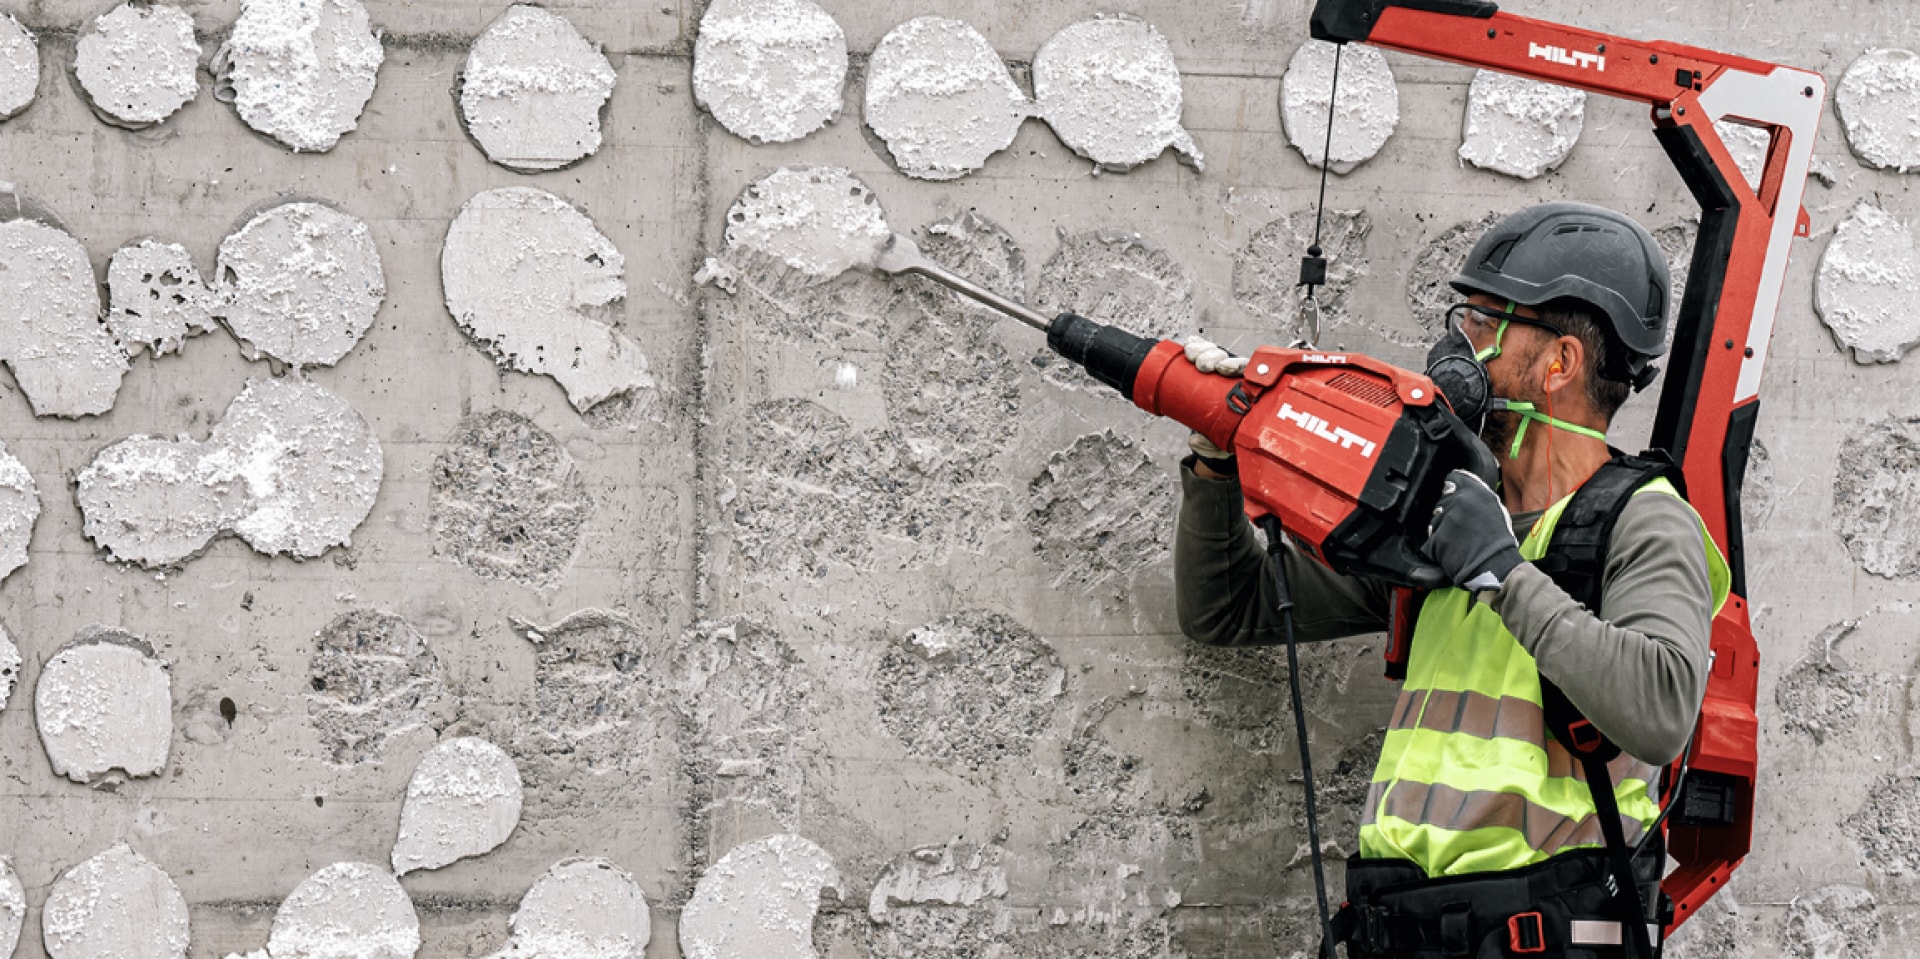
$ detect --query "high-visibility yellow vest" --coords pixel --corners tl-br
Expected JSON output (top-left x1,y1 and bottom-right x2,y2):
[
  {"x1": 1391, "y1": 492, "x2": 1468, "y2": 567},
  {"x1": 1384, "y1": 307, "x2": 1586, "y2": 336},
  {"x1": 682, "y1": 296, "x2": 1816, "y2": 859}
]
[{"x1": 1357, "y1": 477, "x2": 1731, "y2": 877}]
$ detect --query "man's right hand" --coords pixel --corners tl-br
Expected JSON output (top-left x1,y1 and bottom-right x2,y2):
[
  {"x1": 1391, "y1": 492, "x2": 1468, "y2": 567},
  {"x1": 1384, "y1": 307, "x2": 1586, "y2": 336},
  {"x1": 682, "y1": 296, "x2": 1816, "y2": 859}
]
[{"x1": 1183, "y1": 336, "x2": 1248, "y2": 376}]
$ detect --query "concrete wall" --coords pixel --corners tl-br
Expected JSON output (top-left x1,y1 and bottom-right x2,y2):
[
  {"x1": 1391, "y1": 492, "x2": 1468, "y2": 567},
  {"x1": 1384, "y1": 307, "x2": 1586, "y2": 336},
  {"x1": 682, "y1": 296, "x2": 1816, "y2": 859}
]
[{"x1": 0, "y1": 0, "x2": 1910, "y2": 955}]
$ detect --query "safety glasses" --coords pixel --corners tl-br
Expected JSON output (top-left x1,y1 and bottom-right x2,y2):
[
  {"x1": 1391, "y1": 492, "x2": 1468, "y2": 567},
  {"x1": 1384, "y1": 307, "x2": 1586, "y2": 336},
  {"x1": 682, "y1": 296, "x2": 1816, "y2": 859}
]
[{"x1": 1444, "y1": 302, "x2": 1565, "y2": 362}]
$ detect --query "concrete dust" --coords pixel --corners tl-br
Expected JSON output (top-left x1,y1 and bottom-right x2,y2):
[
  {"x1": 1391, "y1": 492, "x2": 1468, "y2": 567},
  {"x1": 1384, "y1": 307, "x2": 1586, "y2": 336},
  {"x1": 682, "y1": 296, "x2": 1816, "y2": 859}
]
[
  {"x1": 107, "y1": 240, "x2": 220, "y2": 358},
  {"x1": 502, "y1": 609, "x2": 676, "y2": 819},
  {"x1": 1031, "y1": 230, "x2": 1197, "y2": 390},
  {"x1": 874, "y1": 610, "x2": 1065, "y2": 771},
  {"x1": 1282, "y1": 40, "x2": 1397, "y2": 174},
  {"x1": 1814, "y1": 201, "x2": 1920, "y2": 363},
  {"x1": 0, "y1": 439, "x2": 35, "y2": 583},
  {"x1": 1458, "y1": 71, "x2": 1585, "y2": 180},
  {"x1": 74, "y1": 3, "x2": 200, "y2": 128},
  {"x1": 34, "y1": 630, "x2": 172, "y2": 784},
  {"x1": 241, "y1": 862, "x2": 420, "y2": 959},
  {"x1": 680, "y1": 833, "x2": 842, "y2": 959},
  {"x1": 392, "y1": 736, "x2": 524, "y2": 876},
  {"x1": 306, "y1": 608, "x2": 450, "y2": 766},
  {"x1": 1027, "y1": 431, "x2": 1175, "y2": 593},
  {"x1": 0, "y1": 14, "x2": 34, "y2": 120},
  {"x1": 1842, "y1": 772, "x2": 1920, "y2": 875},
  {"x1": 442, "y1": 186, "x2": 656, "y2": 414},
  {"x1": 1032, "y1": 17, "x2": 1203, "y2": 172},
  {"x1": 216, "y1": 201, "x2": 384, "y2": 367},
  {"x1": 1835, "y1": 49, "x2": 1920, "y2": 172},
  {"x1": 866, "y1": 17, "x2": 1029, "y2": 181},
  {"x1": 430, "y1": 410, "x2": 593, "y2": 590},
  {"x1": 0, "y1": 857, "x2": 18, "y2": 959},
  {"x1": 693, "y1": 0, "x2": 847, "y2": 145},
  {"x1": 1232, "y1": 207, "x2": 1370, "y2": 341},
  {"x1": 43, "y1": 843, "x2": 190, "y2": 959},
  {"x1": 215, "y1": 0, "x2": 383, "y2": 152},
  {"x1": 1404, "y1": 213, "x2": 1503, "y2": 342},
  {"x1": 0, "y1": 218, "x2": 129, "y2": 417},
  {"x1": 0, "y1": 626, "x2": 16, "y2": 712},
  {"x1": 1781, "y1": 884, "x2": 1880, "y2": 959},
  {"x1": 460, "y1": 5, "x2": 617, "y2": 172},
  {"x1": 720, "y1": 166, "x2": 890, "y2": 280},
  {"x1": 1832, "y1": 416, "x2": 1920, "y2": 578},
  {"x1": 485, "y1": 858, "x2": 652, "y2": 959}
]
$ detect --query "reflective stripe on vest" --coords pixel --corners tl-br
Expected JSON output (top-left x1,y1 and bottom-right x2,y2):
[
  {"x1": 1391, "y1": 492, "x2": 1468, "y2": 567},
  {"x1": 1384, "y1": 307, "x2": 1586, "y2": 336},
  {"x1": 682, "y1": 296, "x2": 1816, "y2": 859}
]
[{"x1": 1358, "y1": 476, "x2": 1732, "y2": 877}]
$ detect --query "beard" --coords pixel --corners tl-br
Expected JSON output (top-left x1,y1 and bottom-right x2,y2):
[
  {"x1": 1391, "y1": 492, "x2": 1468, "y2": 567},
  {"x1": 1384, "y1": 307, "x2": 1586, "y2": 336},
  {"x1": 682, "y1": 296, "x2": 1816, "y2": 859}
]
[{"x1": 1476, "y1": 361, "x2": 1547, "y2": 457}]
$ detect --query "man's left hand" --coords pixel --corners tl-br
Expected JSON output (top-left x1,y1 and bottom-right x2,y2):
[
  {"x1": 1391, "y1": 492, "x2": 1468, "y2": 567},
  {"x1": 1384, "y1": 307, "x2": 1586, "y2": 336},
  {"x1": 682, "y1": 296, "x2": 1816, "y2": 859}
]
[{"x1": 1422, "y1": 470, "x2": 1523, "y2": 593}]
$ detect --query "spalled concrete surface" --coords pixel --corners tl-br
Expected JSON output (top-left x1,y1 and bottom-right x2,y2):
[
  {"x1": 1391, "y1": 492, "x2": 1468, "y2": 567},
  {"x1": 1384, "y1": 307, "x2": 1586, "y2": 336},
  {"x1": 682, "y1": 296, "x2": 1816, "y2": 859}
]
[
  {"x1": 459, "y1": 5, "x2": 616, "y2": 172},
  {"x1": 73, "y1": 3, "x2": 199, "y2": 128},
  {"x1": 0, "y1": 0, "x2": 1908, "y2": 956},
  {"x1": 106, "y1": 240, "x2": 219, "y2": 358},
  {"x1": 215, "y1": 201, "x2": 385, "y2": 367},
  {"x1": 0, "y1": 858, "x2": 19, "y2": 958},
  {"x1": 1458, "y1": 71, "x2": 1585, "y2": 180},
  {"x1": 865, "y1": 17, "x2": 1028, "y2": 181},
  {"x1": 1282, "y1": 40, "x2": 1398, "y2": 174},
  {"x1": 1836, "y1": 49, "x2": 1920, "y2": 172},
  {"x1": 247, "y1": 862, "x2": 420, "y2": 959},
  {"x1": 1032, "y1": 17, "x2": 1202, "y2": 172},
  {"x1": 0, "y1": 218, "x2": 128, "y2": 417},
  {"x1": 215, "y1": 0, "x2": 383, "y2": 152},
  {"x1": 391, "y1": 737, "x2": 523, "y2": 876},
  {"x1": 486, "y1": 858, "x2": 651, "y2": 959},
  {"x1": 719, "y1": 165, "x2": 890, "y2": 278},
  {"x1": 0, "y1": 440, "x2": 36, "y2": 583},
  {"x1": 1814, "y1": 201, "x2": 1920, "y2": 362},
  {"x1": 442, "y1": 186, "x2": 655, "y2": 413},
  {"x1": 693, "y1": 0, "x2": 846, "y2": 144},
  {"x1": 0, "y1": 14, "x2": 35, "y2": 120},
  {"x1": 42, "y1": 844, "x2": 189, "y2": 959},
  {"x1": 680, "y1": 834, "x2": 840, "y2": 959},
  {"x1": 33, "y1": 631, "x2": 171, "y2": 784},
  {"x1": 0, "y1": 628, "x2": 17, "y2": 712}
]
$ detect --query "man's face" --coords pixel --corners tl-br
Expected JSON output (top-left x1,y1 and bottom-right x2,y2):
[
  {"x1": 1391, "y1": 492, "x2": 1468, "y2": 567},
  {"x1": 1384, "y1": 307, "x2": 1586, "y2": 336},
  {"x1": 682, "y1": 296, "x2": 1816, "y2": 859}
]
[{"x1": 1456, "y1": 294, "x2": 1555, "y2": 454}]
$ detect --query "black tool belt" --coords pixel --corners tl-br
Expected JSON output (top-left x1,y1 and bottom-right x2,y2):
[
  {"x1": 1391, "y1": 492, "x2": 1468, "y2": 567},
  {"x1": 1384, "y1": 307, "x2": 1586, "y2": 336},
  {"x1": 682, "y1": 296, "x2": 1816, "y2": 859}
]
[{"x1": 1332, "y1": 850, "x2": 1653, "y2": 959}]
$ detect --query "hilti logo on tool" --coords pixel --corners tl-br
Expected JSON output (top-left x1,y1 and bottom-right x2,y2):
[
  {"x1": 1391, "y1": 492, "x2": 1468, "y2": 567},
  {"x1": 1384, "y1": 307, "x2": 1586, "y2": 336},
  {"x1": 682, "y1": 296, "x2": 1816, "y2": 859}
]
[
  {"x1": 1276, "y1": 402, "x2": 1377, "y2": 458},
  {"x1": 1529, "y1": 43, "x2": 1606, "y2": 71},
  {"x1": 1302, "y1": 353, "x2": 1348, "y2": 364}
]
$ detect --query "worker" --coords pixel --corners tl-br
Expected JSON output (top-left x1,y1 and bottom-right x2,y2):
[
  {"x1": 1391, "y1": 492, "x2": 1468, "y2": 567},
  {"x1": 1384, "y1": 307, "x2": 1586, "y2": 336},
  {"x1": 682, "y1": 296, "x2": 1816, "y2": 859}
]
[{"x1": 1175, "y1": 202, "x2": 1730, "y2": 958}]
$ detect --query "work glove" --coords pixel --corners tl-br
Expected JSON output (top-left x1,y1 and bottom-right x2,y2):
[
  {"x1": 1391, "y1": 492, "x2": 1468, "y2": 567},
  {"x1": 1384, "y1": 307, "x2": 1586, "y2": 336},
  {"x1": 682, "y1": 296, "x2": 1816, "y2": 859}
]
[
  {"x1": 1421, "y1": 469, "x2": 1523, "y2": 594},
  {"x1": 1183, "y1": 336, "x2": 1248, "y2": 376}
]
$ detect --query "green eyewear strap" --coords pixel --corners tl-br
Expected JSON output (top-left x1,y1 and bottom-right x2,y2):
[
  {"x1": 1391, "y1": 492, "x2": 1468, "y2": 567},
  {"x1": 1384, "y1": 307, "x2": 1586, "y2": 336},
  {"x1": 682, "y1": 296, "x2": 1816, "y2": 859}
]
[{"x1": 1465, "y1": 304, "x2": 1607, "y2": 458}]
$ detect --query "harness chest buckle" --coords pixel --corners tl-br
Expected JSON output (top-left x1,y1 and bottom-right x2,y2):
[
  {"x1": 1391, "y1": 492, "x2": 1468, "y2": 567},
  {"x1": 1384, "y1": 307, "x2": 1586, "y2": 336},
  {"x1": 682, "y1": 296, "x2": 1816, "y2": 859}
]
[
  {"x1": 1507, "y1": 911, "x2": 1546, "y2": 954},
  {"x1": 1564, "y1": 717, "x2": 1604, "y2": 754}
]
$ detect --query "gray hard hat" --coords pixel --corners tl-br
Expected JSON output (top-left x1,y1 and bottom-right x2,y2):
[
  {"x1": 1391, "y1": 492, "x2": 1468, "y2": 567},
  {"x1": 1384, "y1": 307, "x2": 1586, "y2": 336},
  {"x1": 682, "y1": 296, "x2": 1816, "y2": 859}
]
[{"x1": 1449, "y1": 202, "x2": 1669, "y2": 384}]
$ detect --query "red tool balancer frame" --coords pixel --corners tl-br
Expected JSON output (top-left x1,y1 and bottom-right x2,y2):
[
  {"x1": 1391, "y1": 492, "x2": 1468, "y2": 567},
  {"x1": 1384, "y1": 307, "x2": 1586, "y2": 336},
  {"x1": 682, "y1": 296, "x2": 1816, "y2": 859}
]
[{"x1": 1310, "y1": 0, "x2": 1825, "y2": 935}]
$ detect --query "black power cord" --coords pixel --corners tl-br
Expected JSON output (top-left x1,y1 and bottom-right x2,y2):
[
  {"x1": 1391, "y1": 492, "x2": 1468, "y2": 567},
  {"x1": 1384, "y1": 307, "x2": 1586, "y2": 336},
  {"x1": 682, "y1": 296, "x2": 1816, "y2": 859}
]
[{"x1": 1261, "y1": 516, "x2": 1335, "y2": 959}]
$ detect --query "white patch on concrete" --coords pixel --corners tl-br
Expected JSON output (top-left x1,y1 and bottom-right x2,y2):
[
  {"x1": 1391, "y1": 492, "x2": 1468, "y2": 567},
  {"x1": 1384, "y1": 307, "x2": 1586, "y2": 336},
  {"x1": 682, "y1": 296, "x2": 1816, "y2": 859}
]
[
  {"x1": 75, "y1": 4, "x2": 201, "y2": 127},
  {"x1": 77, "y1": 377, "x2": 382, "y2": 565},
  {"x1": 0, "y1": 626, "x2": 18, "y2": 712},
  {"x1": 261, "y1": 863, "x2": 420, "y2": 959},
  {"x1": 0, "y1": 14, "x2": 37, "y2": 120},
  {"x1": 215, "y1": 202, "x2": 384, "y2": 367},
  {"x1": 680, "y1": 834, "x2": 841, "y2": 959},
  {"x1": 0, "y1": 441, "x2": 35, "y2": 583},
  {"x1": 1457, "y1": 70, "x2": 1584, "y2": 179},
  {"x1": 693, "y1": 0, "x2": 846, "y2": 144},
  {"x1": 1836, "y1": 49, "x2": 1920, "y2": 173},
  {"x1": 0, "y1": 219, "x2": 129, "y2": 418},
  {"x1": 720, "y1": 166, "x2": 890, "y2": 279},
  {"x1": 392, "y1": 737, "x2": 523, "y2": 876},
  {"x1": 1714, "y1": 118, "x2": 1770, "y2": 192},
  {"x1": 1815, "y1": 201, "x2": 1920, "y2": 363},
  {"x1": 34, "y1": 634, "x2": 171, "y2": 784},
  {"x1": 868, "y1": 840, "x2": 1009, "y2": 923},
  {"x1": 442, "y1": 187, "x2": 655, "y2": 413},
  {"x1": 0, "y1": 856, "x2": 20, "y2": 959},
  {"x1": 460, "y1": 5, "x2": 616, "y2": 172},
  {"x1": 205, "y1": 377, "x2": 385, "y2": 557},
  {"x1": 107, "y1": 240, "x2": 219, "y2": 358},
  {"x1": 865, "y1": 17, "x2": 1029, "y2": 180},
  {"x1": 485, "y1": 858, "x2": 651, "y2": 959},
  {"x1": 43, "y1": 844, "x2": 189, "y2": 959},
  {"x1": 216, "y1": 0, "x2": 384, "y2": 152},
  {"x1": 1281, "y1": 39, "x2": 1398, "y2": 174},
  {"x1": 1031, "y1": 17, "x2": 1202, "y2": 171}
]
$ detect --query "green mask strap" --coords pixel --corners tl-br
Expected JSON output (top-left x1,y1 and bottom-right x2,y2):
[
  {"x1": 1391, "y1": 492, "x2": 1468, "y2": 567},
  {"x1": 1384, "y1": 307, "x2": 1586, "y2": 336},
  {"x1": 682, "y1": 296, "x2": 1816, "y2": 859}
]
[
  {"x1": 1499, "y1": 401, "x2": 1608, "y2": 459},
  {"x1": 1469, "y1": 303, "x2": 1518, "y2": 363}
]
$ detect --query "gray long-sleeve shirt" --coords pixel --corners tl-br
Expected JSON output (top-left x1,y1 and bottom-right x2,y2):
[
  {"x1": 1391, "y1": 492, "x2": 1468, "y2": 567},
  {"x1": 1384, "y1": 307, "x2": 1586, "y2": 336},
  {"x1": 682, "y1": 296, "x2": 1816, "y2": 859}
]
[{"x1": 1173, "y1": 459, "x2": 1716, "y2": 765}]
